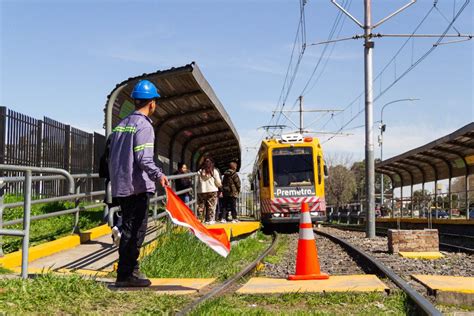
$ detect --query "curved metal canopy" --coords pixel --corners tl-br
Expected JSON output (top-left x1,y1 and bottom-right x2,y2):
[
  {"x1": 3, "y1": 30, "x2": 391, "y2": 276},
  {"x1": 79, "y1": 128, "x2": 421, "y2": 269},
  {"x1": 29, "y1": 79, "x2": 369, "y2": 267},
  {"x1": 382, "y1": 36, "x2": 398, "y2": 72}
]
[
  {"x1": 376, "y1": 122, "x2": 474, "y2": 188},
  {"x1": 104, "y1": 62, "x2": 241, "y2": 173}
]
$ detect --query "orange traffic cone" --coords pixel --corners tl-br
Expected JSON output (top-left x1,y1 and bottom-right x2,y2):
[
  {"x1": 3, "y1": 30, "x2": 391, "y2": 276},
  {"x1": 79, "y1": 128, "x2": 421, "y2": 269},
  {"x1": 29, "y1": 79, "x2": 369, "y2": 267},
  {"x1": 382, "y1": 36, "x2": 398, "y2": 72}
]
[{"x1": 288, "y1": 202, "x2": 329, "y2": 280}]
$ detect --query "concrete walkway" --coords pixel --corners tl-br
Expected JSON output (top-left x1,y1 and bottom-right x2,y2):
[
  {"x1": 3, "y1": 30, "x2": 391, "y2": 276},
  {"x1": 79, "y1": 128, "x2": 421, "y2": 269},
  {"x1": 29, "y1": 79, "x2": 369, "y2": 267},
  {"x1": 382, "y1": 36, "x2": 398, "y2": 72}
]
[{"x1": 26, "y1": 220, "x2": 165, "y2": 273}]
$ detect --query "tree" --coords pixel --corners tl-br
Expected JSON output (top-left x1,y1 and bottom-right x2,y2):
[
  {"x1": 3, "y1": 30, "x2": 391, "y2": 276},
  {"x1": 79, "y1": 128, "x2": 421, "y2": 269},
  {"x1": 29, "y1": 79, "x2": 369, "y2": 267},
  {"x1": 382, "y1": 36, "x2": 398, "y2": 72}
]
[
  {"x1": 350, "y1": 159, "x2": 392, "y2": 202},
  {"x1": 325, "y1": 164, "x2": 356, "y2": 209}
]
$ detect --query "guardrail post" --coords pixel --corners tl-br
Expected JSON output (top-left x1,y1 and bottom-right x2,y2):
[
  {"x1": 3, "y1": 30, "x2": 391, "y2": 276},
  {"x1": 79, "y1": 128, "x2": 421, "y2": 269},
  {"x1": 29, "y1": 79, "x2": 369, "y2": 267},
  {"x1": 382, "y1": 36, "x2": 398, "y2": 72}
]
[
  {"x1": 193, "y1": 174, "x2": 198, "y2": 216},
  {"x1": 21, "y1": 170, "x2": 32, "y2": 279},
  {"x1": 153, "y1": 191, "x2": 158, "y2": 219},
  {"x1": 72, "y1": 179, "x2": 82, "y2": 234}
]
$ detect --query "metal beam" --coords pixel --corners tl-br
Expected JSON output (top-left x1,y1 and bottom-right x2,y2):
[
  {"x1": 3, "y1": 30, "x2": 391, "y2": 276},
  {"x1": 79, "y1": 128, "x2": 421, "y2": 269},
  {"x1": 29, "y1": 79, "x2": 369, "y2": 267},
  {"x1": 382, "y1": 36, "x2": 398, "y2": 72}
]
[
  {"x1": 158, "y1": 90, "x2": 202, "y2": 104},
  {"x1": 181, "y1": 129, "x2": 234, "y2": 164},
  {"x1": 168, "y1": 119, "x2": 223, "y2": 173}
]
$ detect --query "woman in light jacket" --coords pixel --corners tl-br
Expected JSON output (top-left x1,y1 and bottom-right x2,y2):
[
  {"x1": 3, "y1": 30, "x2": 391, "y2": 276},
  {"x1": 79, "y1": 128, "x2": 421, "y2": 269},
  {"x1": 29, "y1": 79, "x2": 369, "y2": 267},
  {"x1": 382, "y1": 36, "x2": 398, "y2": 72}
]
[{"x1": 196, "y1": 157, "x2": 222, "y2": 224}]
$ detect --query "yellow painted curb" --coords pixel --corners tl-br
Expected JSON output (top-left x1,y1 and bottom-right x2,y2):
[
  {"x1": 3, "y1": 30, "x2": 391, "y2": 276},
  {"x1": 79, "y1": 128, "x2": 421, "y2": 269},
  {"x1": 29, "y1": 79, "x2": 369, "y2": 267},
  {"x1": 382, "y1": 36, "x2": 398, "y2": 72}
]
[
  {"x1": 80, "y1": 224, "x2": 112, "y2": 243},
  {"x1": 412, "y1": 275, "x2": 474, "y2": 294},
  {"x1": 0, "y1": 224, "x2": 112, "y2": 269},
  {"x1": 399, "y1": 252, "x2": 444, "y2": 260}
]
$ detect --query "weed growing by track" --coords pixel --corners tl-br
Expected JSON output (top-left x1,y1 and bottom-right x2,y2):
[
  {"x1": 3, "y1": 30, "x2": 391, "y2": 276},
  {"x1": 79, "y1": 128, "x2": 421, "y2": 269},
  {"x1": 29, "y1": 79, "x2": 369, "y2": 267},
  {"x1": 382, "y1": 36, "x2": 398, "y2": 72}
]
[
  {"x1": 192, "y1": 291, "x2": 412, "y2": 315},
  {"x1": 140, "y1": 229, "x2": 271, "y2": 280},
  {"x1": 0, "y1": 273, "x2": 189, "y2": 314},
  {"x1": 2, "y1": 195, "x2": 103, "y2": 254}
]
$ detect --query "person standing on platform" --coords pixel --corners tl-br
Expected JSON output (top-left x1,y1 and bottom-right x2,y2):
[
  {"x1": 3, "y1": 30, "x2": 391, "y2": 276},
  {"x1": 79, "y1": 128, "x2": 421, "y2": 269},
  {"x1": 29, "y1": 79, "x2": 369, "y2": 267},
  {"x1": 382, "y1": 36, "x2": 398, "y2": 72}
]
[
  {"x1": 174, "y1": 162, "x2": 192, "y2": 204},
  {"x1": 196, "y1": 157, "x2": 221, "y2": 224},
  {"x1": 221, "y1": 161, "x2": 241, "y2": 223},
  {"x1": 109, "y1": 79, "x2": 169, "y2": 287}
]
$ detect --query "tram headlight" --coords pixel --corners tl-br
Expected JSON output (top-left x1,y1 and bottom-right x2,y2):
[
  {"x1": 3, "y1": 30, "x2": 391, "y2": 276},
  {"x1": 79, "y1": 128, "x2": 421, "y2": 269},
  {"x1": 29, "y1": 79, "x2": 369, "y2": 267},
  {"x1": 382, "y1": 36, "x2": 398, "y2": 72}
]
[
  {"x1": 273, "y1": 213, "x2": 281, "y2": 218},
  {"x1": 310, "y1": 212, "x2": 318, "y2": 216}
]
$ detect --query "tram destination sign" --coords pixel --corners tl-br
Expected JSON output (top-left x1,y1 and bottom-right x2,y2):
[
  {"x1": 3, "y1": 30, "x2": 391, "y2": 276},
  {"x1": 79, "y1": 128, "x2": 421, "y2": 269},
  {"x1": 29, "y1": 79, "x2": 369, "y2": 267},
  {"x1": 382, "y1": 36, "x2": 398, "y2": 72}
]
[{"x1": 275, "y1": 186, "x2": 315, "y2": 197}]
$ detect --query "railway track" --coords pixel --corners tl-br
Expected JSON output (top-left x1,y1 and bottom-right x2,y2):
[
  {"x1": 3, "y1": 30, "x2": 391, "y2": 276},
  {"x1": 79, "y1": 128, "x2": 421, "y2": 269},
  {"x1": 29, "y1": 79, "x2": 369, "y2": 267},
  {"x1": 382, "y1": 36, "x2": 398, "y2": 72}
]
[
  {"x1": 314, "y1": 228, "x2": 442, "y2": 316},
  {"x1": 323, "y1": 223, "x2": 474, "y2": 254},
  {"x1": 179, "y1": 226, "x2": 447, "y2": 315},
  {"x1": 176, "y1": 232, "x2": 279, "y2": 315}
]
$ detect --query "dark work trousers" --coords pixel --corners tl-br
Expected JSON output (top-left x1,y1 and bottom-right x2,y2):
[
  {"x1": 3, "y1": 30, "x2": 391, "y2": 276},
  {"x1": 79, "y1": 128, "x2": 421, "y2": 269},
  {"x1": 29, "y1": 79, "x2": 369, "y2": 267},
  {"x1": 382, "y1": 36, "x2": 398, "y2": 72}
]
[
  {"x1": 223, "y1": 196, "x2": 237, "y2": 220},
  {"x1": 116, "y1": 192, "x2": 150, "y2": 279}
]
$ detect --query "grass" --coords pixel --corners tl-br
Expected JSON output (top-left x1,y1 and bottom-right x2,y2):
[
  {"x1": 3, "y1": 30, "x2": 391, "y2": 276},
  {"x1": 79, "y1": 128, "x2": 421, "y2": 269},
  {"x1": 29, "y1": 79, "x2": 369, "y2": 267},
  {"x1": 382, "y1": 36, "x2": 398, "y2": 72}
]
[
  {"x1": 2, "y1": 195, "x2": 104, "y2": 254},
  {"x1": 264, "y1": 233, "x2": 290, "y2": 265},
  {"x1": 0, "y1": 273, "x2": 189, "y2": 314},
  {"x1": 140, "y1": 228, "x2": 272, "y2": 280},
  {"x1": 192, "y1": 291, "x2": 413, "y2": 315}
]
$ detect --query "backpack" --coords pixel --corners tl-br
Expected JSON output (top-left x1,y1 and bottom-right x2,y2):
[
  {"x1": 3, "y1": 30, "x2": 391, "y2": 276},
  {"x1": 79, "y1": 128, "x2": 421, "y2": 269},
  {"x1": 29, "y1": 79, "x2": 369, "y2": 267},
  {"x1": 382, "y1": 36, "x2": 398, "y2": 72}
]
[{"x1": 98, "y1": 136, "x2": 112, "y2": 179}]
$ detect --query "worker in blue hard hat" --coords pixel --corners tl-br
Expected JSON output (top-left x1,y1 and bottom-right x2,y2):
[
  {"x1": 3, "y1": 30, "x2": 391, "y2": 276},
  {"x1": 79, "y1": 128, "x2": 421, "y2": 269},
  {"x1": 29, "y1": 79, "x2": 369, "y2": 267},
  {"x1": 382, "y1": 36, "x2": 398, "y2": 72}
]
[{"x1": 108, "y1": 79, "x2": 169, "y2": 287}]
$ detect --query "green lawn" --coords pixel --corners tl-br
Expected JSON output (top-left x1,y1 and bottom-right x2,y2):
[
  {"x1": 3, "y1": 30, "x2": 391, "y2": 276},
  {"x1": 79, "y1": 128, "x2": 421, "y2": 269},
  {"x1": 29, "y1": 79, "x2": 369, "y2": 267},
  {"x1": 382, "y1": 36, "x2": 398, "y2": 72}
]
[
  {"x1": 192, "y1": 291, "x2": 412, "y2": 315},
  {"x1": 140, "y1": 229, "x2": 272, "y2": 280},
  {"x1": 0, "y1": 273, "x2": 189, "y2": 314},
  {"x1": 2, "y1": 195, "x2": 104, "y2": 254}
]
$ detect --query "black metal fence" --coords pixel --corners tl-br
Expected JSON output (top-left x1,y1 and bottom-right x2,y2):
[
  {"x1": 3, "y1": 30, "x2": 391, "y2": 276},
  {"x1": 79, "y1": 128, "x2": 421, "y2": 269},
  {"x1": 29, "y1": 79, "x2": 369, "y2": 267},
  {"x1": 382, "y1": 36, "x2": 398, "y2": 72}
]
[{"x1": 0, "y1": 106, "x2": 106, "y2": 197}]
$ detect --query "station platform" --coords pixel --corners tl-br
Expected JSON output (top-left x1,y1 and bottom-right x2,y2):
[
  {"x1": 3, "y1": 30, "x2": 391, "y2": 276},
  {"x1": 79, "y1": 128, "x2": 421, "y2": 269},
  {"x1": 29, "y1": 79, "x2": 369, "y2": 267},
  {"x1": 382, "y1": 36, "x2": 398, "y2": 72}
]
[
  {"x1": 377, "y1": 218, "x2": 474, "y2": 225},
  {"x1": 237, "y1": 275, "x2": 388, "y2": 294},
  {"x1": 412, "y1": 275, "x2": 474, "y2": 305},
  {"x1": 205, "y1": 221, "x2": 260, "y2": 240},
  {"x1": 1, "y1": 219, "x2": 260, "y2": 275}
]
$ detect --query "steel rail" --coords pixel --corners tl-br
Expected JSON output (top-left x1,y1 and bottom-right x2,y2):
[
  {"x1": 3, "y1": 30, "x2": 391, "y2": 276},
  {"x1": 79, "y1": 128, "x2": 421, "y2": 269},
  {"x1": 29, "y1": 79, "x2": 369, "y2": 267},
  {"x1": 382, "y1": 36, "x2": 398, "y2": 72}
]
[
  {"x1": 439, "y1": 242, "x2": 474, "y2": 254},
  {"x1": 314, "y1": 229, "x2": 441, "y2": 316},
  {"x1": 176, "y1": 232, "x2": 279, "y2": 316}
]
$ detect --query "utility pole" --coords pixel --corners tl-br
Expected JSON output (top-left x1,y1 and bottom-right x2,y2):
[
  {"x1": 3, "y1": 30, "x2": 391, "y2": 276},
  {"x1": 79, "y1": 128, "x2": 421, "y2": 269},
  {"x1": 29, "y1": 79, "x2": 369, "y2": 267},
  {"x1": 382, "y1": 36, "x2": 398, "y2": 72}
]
[
  {"x1": 310, "y1": 1, "x2": 471, "y2": 238},
  {"x1": 274, "y1": 96, "x2": 342, "y2": 135},
  {"x1": 363, "y1": 0, "x2": 376, "y2": 239}
]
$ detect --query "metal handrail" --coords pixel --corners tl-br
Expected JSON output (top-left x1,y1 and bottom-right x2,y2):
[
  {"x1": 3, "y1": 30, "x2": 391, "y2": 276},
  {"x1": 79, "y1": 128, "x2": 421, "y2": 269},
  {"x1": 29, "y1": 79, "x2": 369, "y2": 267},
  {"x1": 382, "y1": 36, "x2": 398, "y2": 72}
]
[
  {"x1": 0, "y1": 168, "x2": 200, "y2": 279},
  {"x1": 0, "y1": 173, "x2": 99, "y2": 183},
  {"x1": 0, "y1": 164, "x2": 75, "y2": 194},
  {"x1": 0, "y1": 164, "x2": 75, "y2": 279}
]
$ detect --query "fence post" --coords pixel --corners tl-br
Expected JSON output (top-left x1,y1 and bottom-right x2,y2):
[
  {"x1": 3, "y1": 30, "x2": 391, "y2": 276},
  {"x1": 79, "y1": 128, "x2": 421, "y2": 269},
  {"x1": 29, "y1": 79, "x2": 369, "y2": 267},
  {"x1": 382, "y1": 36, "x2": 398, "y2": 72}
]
[
  {"x1": 36, "y1": 120, "x2": 43, "y2": 196},
  {"x1": 0, "y1": 107, "x2": 6, "y2": 257},
  {"x1": 21, "y1": 170, "x2": 32, "y2": 279},
  {"x1": 63, "y1": 125, "x2": 71, "y2": 195},
  {"x1": 87, "y1": 133, "x2": 94, "y2": 197}
]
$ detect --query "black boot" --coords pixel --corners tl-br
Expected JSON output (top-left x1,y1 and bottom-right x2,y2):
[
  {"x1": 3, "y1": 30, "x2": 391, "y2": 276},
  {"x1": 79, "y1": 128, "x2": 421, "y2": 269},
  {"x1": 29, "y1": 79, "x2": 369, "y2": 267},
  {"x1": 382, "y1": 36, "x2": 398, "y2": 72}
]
[{"x1": 115, "y1": 275, "x2": 151, "y2": 287}]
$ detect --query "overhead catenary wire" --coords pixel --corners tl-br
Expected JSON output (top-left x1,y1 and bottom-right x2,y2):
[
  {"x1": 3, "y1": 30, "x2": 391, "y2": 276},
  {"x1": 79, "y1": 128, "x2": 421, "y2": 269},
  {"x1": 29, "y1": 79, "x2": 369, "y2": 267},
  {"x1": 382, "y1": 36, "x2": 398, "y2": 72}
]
[
  {"x1": 321, "y1": 0, "x2": 471, "y2": 143},
  {"x1": 277, "y1": 0, "x2": 351, "y2": 132},
  {"x1": 322, "y1": 0, "x2": 471, "y2": 144}
]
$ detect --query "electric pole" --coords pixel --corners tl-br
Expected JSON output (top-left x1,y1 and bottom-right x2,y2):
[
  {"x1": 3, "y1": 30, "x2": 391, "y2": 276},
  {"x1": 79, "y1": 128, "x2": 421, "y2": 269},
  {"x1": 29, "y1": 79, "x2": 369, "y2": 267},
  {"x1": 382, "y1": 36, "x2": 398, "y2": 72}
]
[{"x1": 320, "y1": 0, "x2": 472, "y2": 238}]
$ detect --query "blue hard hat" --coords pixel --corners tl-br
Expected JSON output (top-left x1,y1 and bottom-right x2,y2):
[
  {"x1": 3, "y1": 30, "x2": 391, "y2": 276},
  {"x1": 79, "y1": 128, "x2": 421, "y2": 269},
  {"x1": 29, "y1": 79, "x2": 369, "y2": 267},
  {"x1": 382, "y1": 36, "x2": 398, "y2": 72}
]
[{"x1": 131, "y1": 80, "x2": 160, "y2": 100}]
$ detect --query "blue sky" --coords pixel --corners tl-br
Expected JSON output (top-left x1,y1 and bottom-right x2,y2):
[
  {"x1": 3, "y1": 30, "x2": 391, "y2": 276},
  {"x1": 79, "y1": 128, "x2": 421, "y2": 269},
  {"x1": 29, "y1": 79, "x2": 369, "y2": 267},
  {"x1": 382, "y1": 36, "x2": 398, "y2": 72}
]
[{"x1": 1, "y1": 0, "x2": 472, "y2": 179}]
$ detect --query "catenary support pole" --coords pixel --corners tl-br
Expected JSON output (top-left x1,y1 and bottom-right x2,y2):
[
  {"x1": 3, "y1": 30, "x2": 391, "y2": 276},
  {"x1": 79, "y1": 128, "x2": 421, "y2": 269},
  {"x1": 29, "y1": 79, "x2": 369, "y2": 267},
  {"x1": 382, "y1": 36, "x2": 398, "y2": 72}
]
[{"x1": 364, "y1": 0, "x2": 376, "y2": 238}]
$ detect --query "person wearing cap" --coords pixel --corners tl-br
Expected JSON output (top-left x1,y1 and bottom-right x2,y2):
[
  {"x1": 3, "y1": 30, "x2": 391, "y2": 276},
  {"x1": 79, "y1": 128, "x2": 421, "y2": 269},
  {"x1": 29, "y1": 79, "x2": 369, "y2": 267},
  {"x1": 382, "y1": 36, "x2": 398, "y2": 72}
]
[{"x1": 108, "y1": 80, "x2": 169, "y2": 287}]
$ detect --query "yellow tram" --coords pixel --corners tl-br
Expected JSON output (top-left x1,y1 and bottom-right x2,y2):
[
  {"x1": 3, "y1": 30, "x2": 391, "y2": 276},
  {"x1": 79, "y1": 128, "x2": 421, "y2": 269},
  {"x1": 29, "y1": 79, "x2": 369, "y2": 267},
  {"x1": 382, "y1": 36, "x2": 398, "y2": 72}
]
[{"x1": 252, "y1": 133, "x2": 327, "y2": 224}]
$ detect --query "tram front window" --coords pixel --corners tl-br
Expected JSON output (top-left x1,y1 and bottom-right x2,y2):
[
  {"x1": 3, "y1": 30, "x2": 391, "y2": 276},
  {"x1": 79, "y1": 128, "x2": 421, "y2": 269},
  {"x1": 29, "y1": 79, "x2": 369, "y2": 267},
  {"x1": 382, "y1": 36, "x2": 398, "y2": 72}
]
[{"x1": 272, "y1": 147, "x2": 315, "y2": 188}]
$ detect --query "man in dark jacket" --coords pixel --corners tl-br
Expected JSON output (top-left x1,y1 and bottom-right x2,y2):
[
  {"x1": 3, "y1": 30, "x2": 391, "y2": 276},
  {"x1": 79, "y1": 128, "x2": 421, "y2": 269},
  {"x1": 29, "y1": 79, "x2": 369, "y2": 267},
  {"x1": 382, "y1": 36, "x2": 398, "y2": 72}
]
[
  {"x1": 109, "y1": 79, "x2": 169, "y2": 287},
  {"x1": 220, "y1": 162, "x2": 241, "y2": 223}
]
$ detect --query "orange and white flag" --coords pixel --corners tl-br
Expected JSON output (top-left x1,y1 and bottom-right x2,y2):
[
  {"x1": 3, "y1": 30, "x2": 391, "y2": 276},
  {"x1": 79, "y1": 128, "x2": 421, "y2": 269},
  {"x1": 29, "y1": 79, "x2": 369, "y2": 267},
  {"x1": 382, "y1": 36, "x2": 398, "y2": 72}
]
[{"x1": 165, "y1": 187, "x2": 231, "y2": 257}]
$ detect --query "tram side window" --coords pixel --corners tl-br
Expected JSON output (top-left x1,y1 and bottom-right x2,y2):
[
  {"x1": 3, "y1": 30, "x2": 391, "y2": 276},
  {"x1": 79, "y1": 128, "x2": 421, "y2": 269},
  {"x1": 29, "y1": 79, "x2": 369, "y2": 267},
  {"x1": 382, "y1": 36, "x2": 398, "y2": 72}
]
[
  {"x1": 262, "y1": 159, "x2": 269, "y2": 187},
  {"x1": 317, "y1": 155, "x2": 322, "y2": 185}
]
